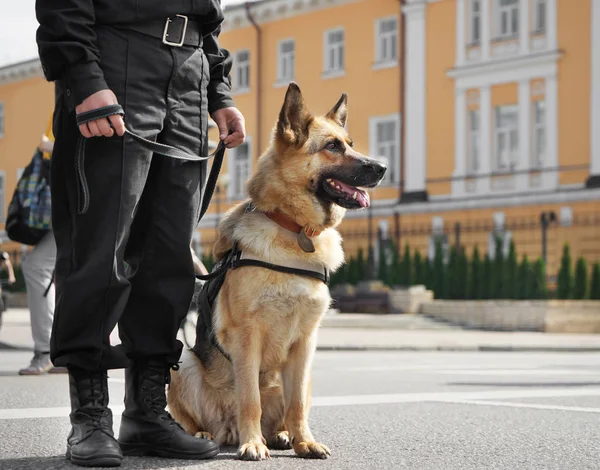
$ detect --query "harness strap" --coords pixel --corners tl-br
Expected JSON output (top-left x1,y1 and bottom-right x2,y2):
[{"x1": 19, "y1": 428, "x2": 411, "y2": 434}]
[
  {"x1": 232, "y1": 258, "x2": 329, "y2": 284},
  {"x1": 75, "y1": 104, "x2": 226, "y2": 220}
]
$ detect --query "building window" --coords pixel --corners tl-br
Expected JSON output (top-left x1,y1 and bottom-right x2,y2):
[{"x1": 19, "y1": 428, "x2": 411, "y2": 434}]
[
  {"x1": 0, "y1": 102, "x2": 4, "y2": 138},
  {"x1": 0, "y1": 171, "x2": 5, "y2": 222},
  {"x1": 375, "y1": 17, "x2": 398, "y2": 65},
  {"x1": 494, "y1": 105, "x2": 519, "y2": 172},
  {"x1": 469, "y1": 0, "x2": 481, "y2": 44},
  {"x1": 495, "y1": 0, "x2": 519, "y2": 39},
  {"x1": 533, "y1": 0, "x2": 547, "y2": 33},
  {"x1": 468, "y1": 110, "x2": 480, "y2": 174},
  {"x1": 532, "y1": 100, "x2": 546, "y2": 169},
  {"x1": 369, "y1": 114, "x2": 401, "y2": 185},
  {"x1": 233, "y1": 50, "x2": 250, "y2": 91},
  {"x1": 324, "y1": 28, "x2": 345, "y2": 74},
  {"x1": 277, "y1": 39, "x2": 295, "y2": 82},
  {"x1": 230, "y1": 140, "x2": 251, "y2": 199}
]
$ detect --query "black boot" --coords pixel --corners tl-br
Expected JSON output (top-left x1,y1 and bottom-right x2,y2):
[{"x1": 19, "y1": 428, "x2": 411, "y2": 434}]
[
  {"x1": 118, "y1": 359, "x2": 219, "y2": 459},
  {"x1": 66, "y1": 369, "x2": 123, "y2": 467}
]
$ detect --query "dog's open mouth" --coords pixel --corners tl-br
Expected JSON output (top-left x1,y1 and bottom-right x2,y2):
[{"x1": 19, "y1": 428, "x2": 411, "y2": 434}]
[{"x1": 319, "y1": 178, "x2": 370, "y2": 209}]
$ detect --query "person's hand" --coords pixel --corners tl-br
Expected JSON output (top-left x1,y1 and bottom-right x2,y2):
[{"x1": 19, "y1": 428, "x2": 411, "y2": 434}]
[
  {"x1": 75, "y1": 90, "x2": 126, "y2": 139},
  {"x1": 38, "y1": 135, "x2": 54, "y2": 154},
  {"x1": 8, "y1": 277, "x2": 16, "y2": 285},
  {"x1": 211, "y1": 107, "x2": 246, "y2": 148}
]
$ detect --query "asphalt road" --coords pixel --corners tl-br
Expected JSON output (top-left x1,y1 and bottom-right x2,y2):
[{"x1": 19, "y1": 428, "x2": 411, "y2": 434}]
[{"x1": 2, "y1": 345, "x2": 600, "y2": 470}]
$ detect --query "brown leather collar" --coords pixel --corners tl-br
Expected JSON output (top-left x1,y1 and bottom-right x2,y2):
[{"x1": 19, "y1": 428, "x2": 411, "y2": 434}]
[{"x1": 264, "y1": 209, "x2": 321, "y2": 237}]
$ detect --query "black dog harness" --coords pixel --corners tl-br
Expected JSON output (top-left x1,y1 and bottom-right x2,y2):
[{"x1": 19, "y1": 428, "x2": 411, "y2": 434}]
[{"x1": 192, "y1": 243, "x2": 329, "y2": 363}]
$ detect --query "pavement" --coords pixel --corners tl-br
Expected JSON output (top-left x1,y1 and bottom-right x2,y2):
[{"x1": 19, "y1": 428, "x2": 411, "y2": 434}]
[{"x1": 2, "y1": 309, "x2": 600, "y2": 469}]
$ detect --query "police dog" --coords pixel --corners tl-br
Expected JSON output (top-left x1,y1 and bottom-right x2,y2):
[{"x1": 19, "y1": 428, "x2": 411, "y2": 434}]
[{"x1": 167, "y1": 83, "x2": 386, "y2": 461}]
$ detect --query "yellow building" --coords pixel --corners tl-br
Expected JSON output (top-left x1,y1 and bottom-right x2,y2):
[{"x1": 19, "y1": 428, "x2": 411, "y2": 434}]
[{"x1": 1, "y1": 0, "x2": 599, "y2": 280}]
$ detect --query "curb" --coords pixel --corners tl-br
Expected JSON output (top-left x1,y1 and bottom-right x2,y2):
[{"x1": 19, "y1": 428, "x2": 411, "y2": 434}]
[{"x1": 316, "y1": 345, "x2": 600, "y2": 353}]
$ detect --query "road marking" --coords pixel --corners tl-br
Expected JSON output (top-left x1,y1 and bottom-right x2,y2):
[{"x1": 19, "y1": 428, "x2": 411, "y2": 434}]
[
  {"x1": 437, "y1": 369, "x2": 598, "y2": 376},
  {"x1": 439, "y1": 399, "x2": 600, "y2": 414},
  {"x1": 2, "y1": 387, "x2": 600, "y2": 420}
]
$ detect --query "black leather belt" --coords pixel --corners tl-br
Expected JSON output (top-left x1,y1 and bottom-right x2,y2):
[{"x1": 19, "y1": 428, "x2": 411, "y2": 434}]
[{"x1": 121, "y1": 15, "x2": 203, "y2": 48}]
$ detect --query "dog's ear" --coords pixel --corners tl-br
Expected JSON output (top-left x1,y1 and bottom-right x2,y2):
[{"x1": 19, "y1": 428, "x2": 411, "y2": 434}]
[
  {"x1": 277, "y1": 82, "x2": 313, "y2": 145},
  {"x1": 326, "y1": 93, "x2": 348, "y2": 128}
]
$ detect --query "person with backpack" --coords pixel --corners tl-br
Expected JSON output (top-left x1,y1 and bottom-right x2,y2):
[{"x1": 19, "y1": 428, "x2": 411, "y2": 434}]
[
  {"x1": 17, "y1": 124, "x2": 62, "y2": 376},
  {"x1": 0, "y1": 251, "x2": 17, "y2": 319}
]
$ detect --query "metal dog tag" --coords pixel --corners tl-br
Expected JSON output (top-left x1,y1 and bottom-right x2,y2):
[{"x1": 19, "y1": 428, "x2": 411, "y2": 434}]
[{"x1": 297, "y1": 230, "x2": 315, "y2": 253}]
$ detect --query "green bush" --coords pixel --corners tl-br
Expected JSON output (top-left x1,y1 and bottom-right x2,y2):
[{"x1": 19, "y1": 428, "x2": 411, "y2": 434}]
[
  {"x1": 532, "y1": 258, "x2": 548, "y2": 300},
  {"x1": 401, "y1": 244, "x2": 413, "y2": 286},
  {"x1": 503, "y1": 240, "x2": 518, "y2": 299},
  {"x1": 573, "y1": 257, "x2": 588, "y2": 300},
  {"x1": 356, "y1": 248, "x2": 366, "y2": 282},
  {"x1": 377, "y1": 243, "x2": 389, "y2": 286},
  {"x1": 469, "y1": 246, "x2": 482, "y2": 300},
  {"x1": 556, "y1": 243, "x2": 573, "y2": 299},
  {"x1": 413, "y1": 250, "x2": 424, "y2": 286},
  {"x1": 492, "y1": 235, "x2": 504, "y2": 298},
  {"x1": 455, "y1": 248, "x2": 469, "y2": 299},
  {"x1": 482, "y1": 254, "x2": 492, "y2": 300},
  {"x1": 431, "y1": 239, "x2": 445, "y2": 299},
  {"x1": 590, "y1": 263, "x2": 600, "y2": 300},
  {"x1": 517, "y1": 256, "x2": 531, "y2": 300}
]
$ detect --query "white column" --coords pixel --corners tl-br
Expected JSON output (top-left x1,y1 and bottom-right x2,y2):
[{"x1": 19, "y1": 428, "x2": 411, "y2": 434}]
[
  {"x1": 478, "y1": 85, "x2": 492, "y2": 194},
  {"x1": 544, "y1": 75, "x2": 559, "y2": 189},
  {"x1": 481, "y1": 0, "x2": 491, "y2": 60},
  {"x1": 547, "y1": 0, "x2": 558, "y2": 50},
  {"x1": 452, "y1": 88, "x2": 467, "y2": 197},
  {"x1": 456, "y1": 0, "x2": 466, "y2": 66},
  {"x1": 516, "y1": 79, "x2": 530, "y2": 191},
  {"x1": 519, "y1": 0, "x2": 530, "y2": 55},
  {"x1": 403, "y1": 1, "x2": 427, "y2": 196},
  {"x1": 590, "y1": 0, "x2": 600, "y2": 180}
]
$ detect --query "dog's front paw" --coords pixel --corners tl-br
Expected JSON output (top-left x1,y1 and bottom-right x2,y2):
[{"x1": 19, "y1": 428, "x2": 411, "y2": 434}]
[
  {"x1": 267, "y1": 431, "x2": 292, "y2": 450},
  {"x1": 237, "y1": 441, "x2": 270, "y2": 461},
  {"x1": 293, "y1": 441, "x2": 331, "y2": 459}
]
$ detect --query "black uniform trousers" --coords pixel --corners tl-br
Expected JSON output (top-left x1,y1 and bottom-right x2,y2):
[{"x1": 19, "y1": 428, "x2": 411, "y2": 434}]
[{"x1": 50, "y1": 25, "x2": 209, "y2": 371}]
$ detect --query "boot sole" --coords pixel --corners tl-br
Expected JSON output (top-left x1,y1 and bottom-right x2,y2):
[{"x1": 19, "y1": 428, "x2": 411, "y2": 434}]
[
  {"x1": 118, "y1": 441, "x2": 220, "y2": 460},
  {"x1": 66, "y1": 446, "x2": 123, "y2": 467}
]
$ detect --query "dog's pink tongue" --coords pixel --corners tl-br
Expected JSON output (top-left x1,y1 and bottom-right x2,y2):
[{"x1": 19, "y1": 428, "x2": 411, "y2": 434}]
[{"x1": 356, "y1": 190, "x2": 370, "y2": 208}]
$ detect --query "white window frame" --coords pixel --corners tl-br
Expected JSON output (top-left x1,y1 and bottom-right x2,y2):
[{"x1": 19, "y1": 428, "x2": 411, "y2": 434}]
[
  {"x1": 0, "y1": 170, "x2": 5, "y2": 222},
  {"x1": 0, "y1": 102, "x2": 4, "y2": 138},
  {"x1": 228, "y1": 137, "x2": 252, "y2": 200},
  {"x1": 532, "y1": 100, "x2": 546, "y2": 169},
  {"x1": 468, "y1": 109, "x2": 480, "y2": 174},
  {"x1": 369, "y1": 114, "x2": 401, "y2": 186},
  {"x1": 276, "y1": 38, "x2": 295, "y2": 85},
  {"x1": 493, "y1": 105, "x2": 519, "y2": 173},
  {"x1": 374, "y1": 16, "x2": 398, "y2": 68},
  {"x1": 494, "y1": 0, "x2": 520, "y2": 40},
  {"x1": 323, "y1": 27, "x2": 345, "y2": 77},
  {"x1": 533, "y1": 0, "x2": 547, "y2": 33},
  {"x1": 233, "y1": 49, "x2": 250, "y2": 93},
  {"x1": 469, "y1": 0, "x2": 482, "y2": 45}
]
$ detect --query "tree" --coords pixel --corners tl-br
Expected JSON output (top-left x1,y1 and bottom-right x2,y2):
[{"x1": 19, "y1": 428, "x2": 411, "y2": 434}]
[
  {"x1": 443, "y1": 245, "x2": 456, "y2": 299},
  {"x1": 414, "y1": 250, "x2": 424, "y2": 286},
  {"x1": 431, "y1": 239, "x2": 445, "y2": 299},
  {"x1": 388, "y1": 242, "x2": 401, "y2": 287},
  {"x1": 503, "y1": 240, "x2": 518, "y2": 299},
  {"x1": 492, "y1": 235, "x2": 505, "y2": 298},
  {"x1": 573, "y1": 257, "x2": 588, "y2": 300},
  {"x1": 401, "y1": 244, "x2": 413, "y2": 286},
  {"x1": 590, "y1": 263, "x2": 600, "y2": 300},
  {"x1": 557, "y1": 243, "x2": 573, "y2": 299},
  {"x1": 517, "y1": 255, "x2": 531, "y2": 300},
  {"x1": 356, "y1": 248, "x2": 366, "y2": 283},
  {"x1": 482, "y1": 254, "x2": 492, "y2": 300},
  {"x1": 469, "y1": 246, "x2": 482, "y2": 300},
  {"x1": 454, "y1": 247, "x2": 469, "y2": 299},
  {"x1": 532, "y1": 258, "x2": 548, "y2": 300},
  {"x1": 377, "y1": 242, "x2": 389, "y2": 286}
]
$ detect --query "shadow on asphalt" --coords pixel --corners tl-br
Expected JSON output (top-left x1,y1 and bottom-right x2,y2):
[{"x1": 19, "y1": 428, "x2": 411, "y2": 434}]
[
  {"x1": 448, "y1": 381, "x2": 600, "y2": 387},
  {"x1": 0, "y1": 342, "x2": 32, "y2": 352}
]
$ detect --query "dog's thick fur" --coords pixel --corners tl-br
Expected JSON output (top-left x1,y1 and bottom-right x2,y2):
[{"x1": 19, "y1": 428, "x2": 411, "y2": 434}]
[{"x1": 167, "y1": 83, "x2": 385, "y2": 461}]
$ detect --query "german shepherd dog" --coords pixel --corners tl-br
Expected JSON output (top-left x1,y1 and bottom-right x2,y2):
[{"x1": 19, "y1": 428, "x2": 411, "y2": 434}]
[{"x1": 167, "y1": 83, "x2": 386, "y2": 460}]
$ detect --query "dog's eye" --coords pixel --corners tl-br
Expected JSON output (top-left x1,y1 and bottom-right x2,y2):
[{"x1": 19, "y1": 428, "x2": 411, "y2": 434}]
[{"x1": 325, "y1": 141, "x2": 338, "y2": 151}]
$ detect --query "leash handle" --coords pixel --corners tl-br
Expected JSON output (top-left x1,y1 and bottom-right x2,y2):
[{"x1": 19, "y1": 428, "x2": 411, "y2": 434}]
[{"x1": 75, "y1": 105, "x2": 227, "y2": 219}]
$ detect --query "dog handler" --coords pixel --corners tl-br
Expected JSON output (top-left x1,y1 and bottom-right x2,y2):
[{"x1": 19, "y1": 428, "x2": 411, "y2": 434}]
[{"x1": 36, "y1": 0, "x2": 245, "y2": 466}]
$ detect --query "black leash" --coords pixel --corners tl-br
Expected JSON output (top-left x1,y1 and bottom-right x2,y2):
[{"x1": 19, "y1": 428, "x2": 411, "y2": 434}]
[{"x1": 75, "y1": 104, "x2": 226, "y2": 220}]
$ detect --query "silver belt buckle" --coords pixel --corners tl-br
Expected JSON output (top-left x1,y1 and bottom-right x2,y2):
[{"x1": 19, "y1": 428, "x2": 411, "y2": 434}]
[{"x1": 162, "y1": 14, "x2": 188, "y2": 47}]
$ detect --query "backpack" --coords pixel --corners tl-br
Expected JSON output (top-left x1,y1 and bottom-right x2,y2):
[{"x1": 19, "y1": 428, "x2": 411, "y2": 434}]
[{"x1": 5, "y1": 150, "x2": 52, "y2": 246}]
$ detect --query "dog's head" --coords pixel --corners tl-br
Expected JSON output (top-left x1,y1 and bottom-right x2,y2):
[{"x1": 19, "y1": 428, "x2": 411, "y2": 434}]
[{"x1": 248, "y1": 83, "x2": 387, "y2": 229}]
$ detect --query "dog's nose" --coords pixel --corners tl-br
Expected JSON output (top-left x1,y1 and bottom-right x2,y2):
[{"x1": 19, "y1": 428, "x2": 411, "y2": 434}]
[{"x1": 372, "y1": 161, "x2": 387, "y2": 179}]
